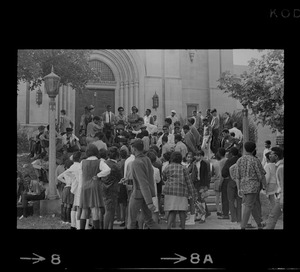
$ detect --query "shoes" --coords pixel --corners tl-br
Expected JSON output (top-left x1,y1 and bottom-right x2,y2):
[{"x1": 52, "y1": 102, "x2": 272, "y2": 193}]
[
  {"x1": 197, "y1": 219, "x2": 206, "y2": 224},
  {"x1": 218, "y1": 215, "x2": 230, "y2": 219},
  {"x1": 114, "y1": 220, "x2": 122, "y2": 225},
  {"x1": 245, "y1": 224, "x2": 256, "y2": 229},
  {"x1": 216, "y1": 212, "x2": 222, "y2": 216},
  {"x1": 205, "y1": 212, "x2": 211, "y2": 218},
  {"x1": 120, "y1": 222, "x2": 125, "y2": 227}
]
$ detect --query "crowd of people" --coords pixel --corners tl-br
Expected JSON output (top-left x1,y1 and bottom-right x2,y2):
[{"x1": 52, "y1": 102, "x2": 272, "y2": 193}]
[{"x1": 17, "y1": 105, "x2": 284, "y2": 230}]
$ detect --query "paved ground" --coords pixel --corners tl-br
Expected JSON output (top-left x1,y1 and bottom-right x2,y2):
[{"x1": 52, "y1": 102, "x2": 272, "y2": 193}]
[{"x1": 112, "y1": 211, "x2": 283, "y2": 230}]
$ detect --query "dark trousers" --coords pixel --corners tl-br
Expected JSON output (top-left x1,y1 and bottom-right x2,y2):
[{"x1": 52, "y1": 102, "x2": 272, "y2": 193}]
[
  {"x1": 241, "y1": 192, "x2": 262, "y2": 229},
  {"x1": 211, "y1": 129, "x2": 219, "y2": 154},
  {"x1": 22, "y1": 191, "x2": 45, "y2": 217},
  {"x1": 227, "y1": 180, "x2": 242, "y2": 222},
  {"x1": 221, "y1": 178, "x2": 229, "y2": 216}
]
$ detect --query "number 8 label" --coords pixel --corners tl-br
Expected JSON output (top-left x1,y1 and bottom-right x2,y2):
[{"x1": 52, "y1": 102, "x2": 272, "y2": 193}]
[
  {"x1": 190, "y1": 253, "x2": 200, "y2": 264},
  {"x1": 51, "y1": 254, "x2": 61, "y2": 265}
]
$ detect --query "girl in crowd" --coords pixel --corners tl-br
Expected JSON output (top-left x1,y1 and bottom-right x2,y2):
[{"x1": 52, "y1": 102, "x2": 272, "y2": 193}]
[
  {"x1": 162, "y1": 151, "x2": 197, "y2": 229},
  {"x1": 77, "y1": 144, "x2": 106, "y2": 230},
  {"x1": 264, "y1": 151, "x2": 278, "y2": 210},
  {"x1": 57, "y1": 151, "x2": 82, "y2": 229},
  {"x1": 57, "y1": 159, "x2": 75, "y2": 224}
]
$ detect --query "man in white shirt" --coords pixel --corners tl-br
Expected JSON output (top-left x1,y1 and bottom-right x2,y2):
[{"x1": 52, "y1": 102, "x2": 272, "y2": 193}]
[
  {"x1": 261, "y1": 140, "x2": 271, "y2": 167},
  {"x1": 92, "y1": 132, "x2": 108, "y2": 151},
  {"x1": 62, "y1": 128, "x2": 81, "y2": 153},
  {"x1": 59, "y1": 109, "x2": 74, "y2": 135},
  {"x1": 101, "y1": 105, "x2": 116, "y2": 144},
  {"x1": 174, "y1": 134, "x2": 188, "y2": 159},
  {"x1": 156, "y1": 125, "x2": 175, "y2": 149},
  {"x1": 229, "y1": 122, "x2": 243, "y2": 142},
  {"x1": 167, "y1": 110, "x2": 179, "y2": 131}
]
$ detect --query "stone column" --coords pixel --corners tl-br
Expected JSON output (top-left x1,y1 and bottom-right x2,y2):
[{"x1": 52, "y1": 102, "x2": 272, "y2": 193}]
[
  {"x1": 120, "y1": 82, "x2": 124, "y2": 108},
  {"x1": 129, "y1": 81, "x2": 134, "y2": 110},
  {"x1": 48, "y1": 98, "x2": 59, "y2": 200},
  {"x1": 124, "y1": 81, "x2": 129, "y2": 114},
  {"x1": 134, "y1": 81, "x2": 139, "y2": 110}
]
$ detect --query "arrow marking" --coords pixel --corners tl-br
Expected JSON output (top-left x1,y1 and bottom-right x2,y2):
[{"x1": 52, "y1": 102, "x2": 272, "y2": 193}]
[
  {"x1": 161, "y1": 253, "x2": 187, "y2": 264},
  {"x1": 20, "y1": 253, "x2": 46, "y2": 264}
]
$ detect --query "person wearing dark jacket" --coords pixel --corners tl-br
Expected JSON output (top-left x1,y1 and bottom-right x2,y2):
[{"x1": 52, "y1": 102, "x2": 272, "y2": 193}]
[
  {"x1": 127, "y1": 139, "x2": 160, "y2": 229},
  {"x1": 221, "y1": 147, "x2": 241, "y2": 222}
]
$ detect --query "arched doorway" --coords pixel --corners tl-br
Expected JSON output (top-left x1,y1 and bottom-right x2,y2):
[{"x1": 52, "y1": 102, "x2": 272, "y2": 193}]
[{"x1": 75, "y1": 60, "x2": 116, "y2": 135}]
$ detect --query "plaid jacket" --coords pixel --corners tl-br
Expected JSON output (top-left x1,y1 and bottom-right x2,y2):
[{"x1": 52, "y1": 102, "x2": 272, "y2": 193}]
[{"x1": 162, "y1": 163, "x2": 197, "y2": 199}]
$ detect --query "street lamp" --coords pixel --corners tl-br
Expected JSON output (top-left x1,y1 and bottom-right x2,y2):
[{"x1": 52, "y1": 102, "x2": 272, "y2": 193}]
[
  {"x1": 242, "y1": 102, "x2": 249, "y2": 155},
  {"x1": 43, "y1": 66, "x2": 60, "y2": 200},
  {"x1": 152, "y1": 92, "x2": 159, "y2": 111}
]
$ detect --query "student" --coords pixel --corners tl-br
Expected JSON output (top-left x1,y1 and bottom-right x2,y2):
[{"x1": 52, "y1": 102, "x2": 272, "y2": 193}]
[
  {"x1": 117, "y1": 149, "x2": 129, "y2": 227},
  {"x1": 264, "y1": 151, "x2": 278, "y2": 211},
  {"x1": 161, "y1": 135, "x2": 172, "y2": 158},
  {"x1": 127, "y1": 139, "x2": 160, "y2": 229},
  {"x1": 261, "y1": 140, "x2": 272, "y2": 168},
  {"x1": 64, "y1": 151, "x2": 82, "y2": 230},
  {"x1": 92, "y1": 132, "x2": 107, "y2": 151},
  {"x1": 201, "y1": 118, "x2": 212, "y2": 159},
  {"x1": 77, "y1": 144, "x2": 106, "y2": 230},
  {"x1": 101, "y1": 146, "x2": 122, "y2": 229},
  {"x1": 184, "y1": 152, "x2": 198, "y2": 225},
  {"x1": 174, "y1": 134, "x2": 188, "y2": 159},
  {"x1": 57, "y1": 159, "x2": 75, "y2": 224},
  {"x1": 55, "y1": 154, "x2": 69, "y2": 198},
  {"x1": 163, "y1": 151, "x2": 197, "y2": 229},
  {"x1": 19, "y1": 179, "x2": 48, "y2": 219}
]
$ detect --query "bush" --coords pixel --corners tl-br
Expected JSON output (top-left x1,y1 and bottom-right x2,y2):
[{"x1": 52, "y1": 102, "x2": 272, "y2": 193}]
[{"x1": 17, "y1": 123, "x2": 29, "y2": 153}]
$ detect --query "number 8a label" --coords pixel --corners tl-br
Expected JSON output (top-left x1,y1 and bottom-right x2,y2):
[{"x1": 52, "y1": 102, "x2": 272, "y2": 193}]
[{"x1": 51, "y1": 254, "x2": 61, "y2": 265}]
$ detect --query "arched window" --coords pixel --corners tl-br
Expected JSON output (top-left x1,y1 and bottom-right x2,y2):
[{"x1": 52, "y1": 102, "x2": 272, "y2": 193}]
[{"x1": 89, "y1": 60, "x2": 115, "y2": 81}]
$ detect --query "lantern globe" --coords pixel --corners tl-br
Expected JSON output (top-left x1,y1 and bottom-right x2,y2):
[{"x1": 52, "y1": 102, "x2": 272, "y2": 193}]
[{"x1": 43, "y1": 66, "x2": 61, "y2": 98}]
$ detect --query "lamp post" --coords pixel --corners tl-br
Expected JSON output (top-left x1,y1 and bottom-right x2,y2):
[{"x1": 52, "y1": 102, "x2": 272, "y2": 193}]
[
  {"x1": 43, "y1": 66, "x2": 61, "y2": 200},
  {"x1": 152, "y1": 92, "x2": 159, "y2": 111},
  {"x1": 242, "y1": 102, "x2": 249, "y2": 155}
]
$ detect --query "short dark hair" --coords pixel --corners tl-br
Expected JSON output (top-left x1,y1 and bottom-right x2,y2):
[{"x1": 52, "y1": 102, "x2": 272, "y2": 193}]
[
  {"x1": 271, "y1": 146, "x2": 283, "y2": 160},
  {"x1": 188, "y1": 117, "x2": 195, "y2": 125},
  {"x1": 174, "y1": 134, "x2": 182, "y2": 142},
  {"x1": 182, "y1": 125, "x2": 190, "y2": 130},
  {"x1": 141, "y1": 130, "x2": 149, "y2": 137},
  {"x1": 265, "y1": 140, "x2": 271, "y2": 145},
  {"x1": 174, "y1": 121, "x2": 181, "y2": 127},
  {"x1": 146, "y1": 109, "x2": 151, "y2": 113},
  {"x1": 211, "y1": 109, "x2": 217, "y2": 113},
  {"x1": 230, "y1": 132, "x2": 235, "y2": 137},
  {"x1": 163, "y1": 151, "x2": 172, "y2": 162},
  {"x1": 95, "y1": 131, "x2": 104, "y2": 140},
  {"x1": 265, "y1": 151, "x2": 271, "y2": 161},
  {"x1": 73, "y1": 151, "x2": 82, "y2": 162},
  {"x1": 146, "y1": 151, "x2": 157, "y2": 164},
  {"x1": 229, "y1": 147, "x2": 239, "y2": 156},
  {"x1": 149, "y1": 144, "x2": 159, "y2": 155},
  {"x1": 163, "y1": 125, "x2": 169, "y2": 130},
  {"x1": 98, "y1": 148, "x2": 108, "y2": 159},
  {"x1": 108, "y1": 146, "x2": 119, "y2": 160},
  {"x1": 233, "y1": 122, "x2": 238, "y2": 127},
  {"x1": 203, "y1": 118, "x2": 208, "y2": 122},
  {"x1": 195, "y1": 150, "x2": 205, "y2": 157},
  {"x1": 64, "y1": 159, "x2": 74, "y2": 169},
  {"x1": 131, "y1": 139, "x2": 144, "y2": 151},
  {"x1": 222, "y1": 129, "x2": 230, "y2": 134},
  {"x1": 93, "y1": 116, "x2": 100, "y2": 121},
  {"x1": 60, "y1": 109, "x2": 66, "y2": 114},
  {"x1": 162, "y1": 135, "x2": 168, "y2": 143},
  {"x1": 86, "y1": 144, "x2": 99, "y2": 158},
  {"x1": 217, "y1": 147, "x2": 226, "y2": 157},
  {"x1": 107, "y1": 105, "x2": 111, "y2": 108},
  {"x1": 244, "y1": 141, "x2": 256, "y2": 153},
  {"x1": 164, "y1": 118, "x2": 172, "y2": 125},
  {"x1": 120, "y1": 149, "x2": 128, "y2": 159},
  {"x1": 170, "y1": 151, "x2": 182, "y2": 164}
]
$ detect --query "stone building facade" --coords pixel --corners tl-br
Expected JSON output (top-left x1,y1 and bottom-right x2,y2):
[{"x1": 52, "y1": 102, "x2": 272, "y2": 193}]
[{"x1": 17, "y1": 49, "x2": 277, "y2": 156}]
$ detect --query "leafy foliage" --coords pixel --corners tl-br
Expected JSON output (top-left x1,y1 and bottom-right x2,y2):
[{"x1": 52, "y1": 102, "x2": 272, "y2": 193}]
[
  {"x1": 218, "y1": 50, "x2": 284, "y2": 133},
  {"x1": 17, "y1": 50, "x2": 101, "y2": 92},
  {"x1": 17, "y1": 123, "x2": 29, "y2": 153}
]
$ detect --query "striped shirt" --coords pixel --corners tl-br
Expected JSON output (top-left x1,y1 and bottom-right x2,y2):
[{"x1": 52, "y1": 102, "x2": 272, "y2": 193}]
[{"x1": 162, "y1": 163, "x2": 197, "y2": 199}]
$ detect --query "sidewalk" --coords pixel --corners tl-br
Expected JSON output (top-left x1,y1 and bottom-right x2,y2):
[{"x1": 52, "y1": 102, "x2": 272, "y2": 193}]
[{"x1": 113, "y1": 211, "x2": 283, "y2": 230}]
